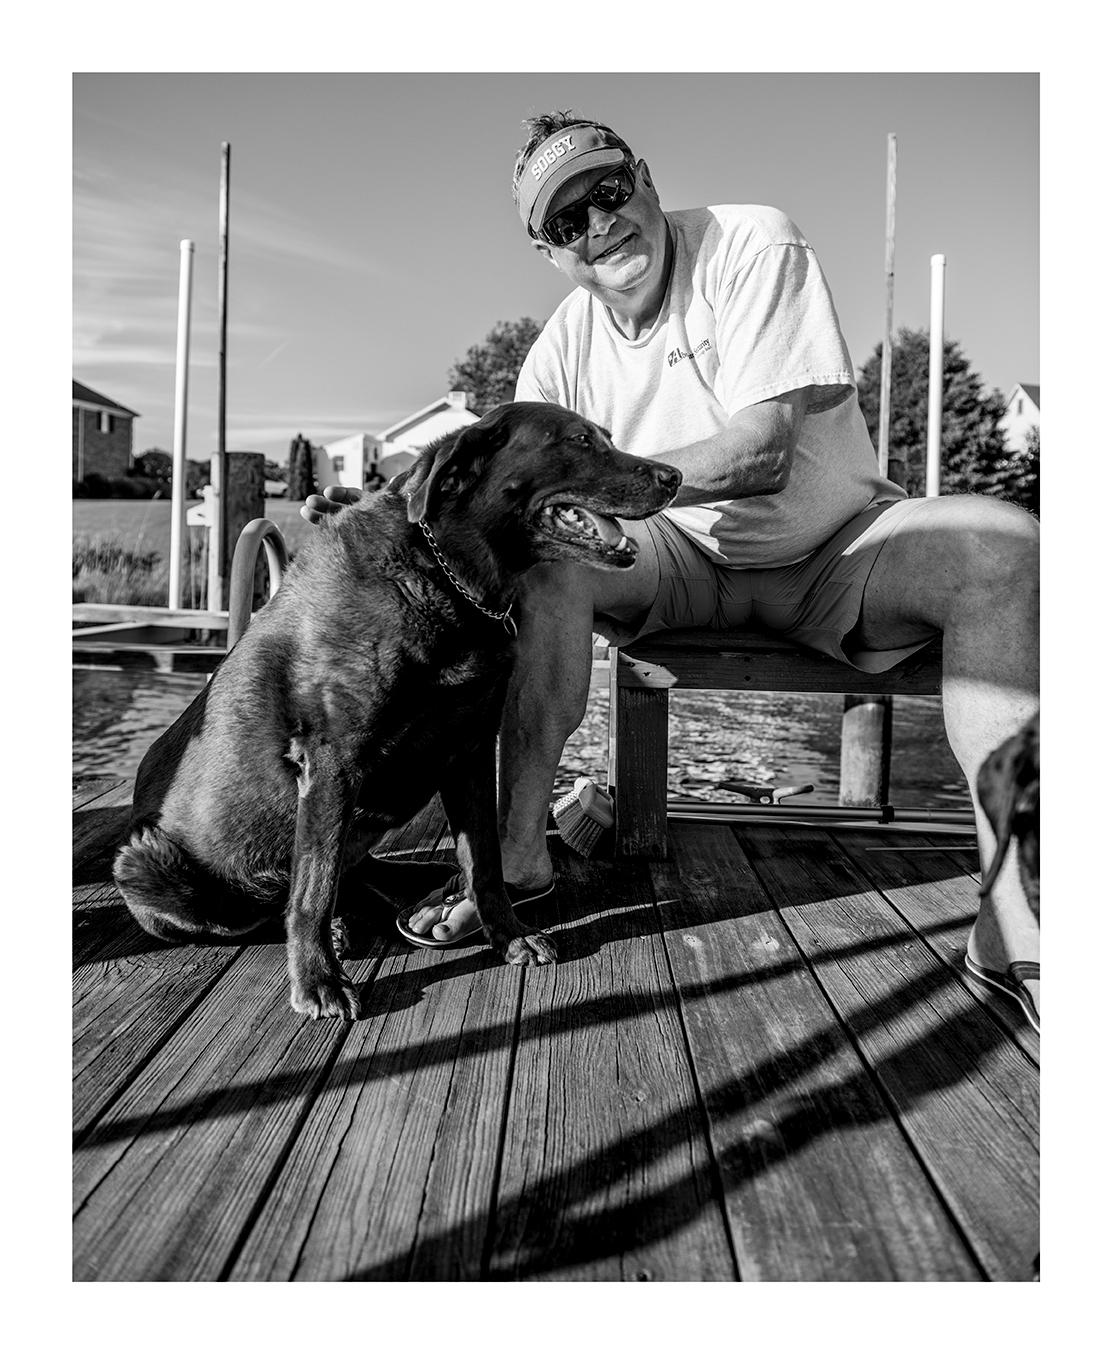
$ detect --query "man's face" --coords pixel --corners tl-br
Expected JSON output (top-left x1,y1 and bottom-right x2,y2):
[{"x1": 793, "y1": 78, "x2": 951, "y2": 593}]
[{"x1": 533, "y1": 159, "x2": 670, "y2": 309}]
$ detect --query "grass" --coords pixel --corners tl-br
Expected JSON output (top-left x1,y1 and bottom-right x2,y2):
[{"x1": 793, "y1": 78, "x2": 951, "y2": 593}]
[
  {"x1": 72, "y1": 499, "x2": 316, "y2": 608},
  {"x1": 73, "y1": 533, "x2": 210, "y2": 608}
]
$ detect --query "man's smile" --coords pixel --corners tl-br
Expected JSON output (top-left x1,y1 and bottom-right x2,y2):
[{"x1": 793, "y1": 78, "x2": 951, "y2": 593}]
[{"x1": 591, "y1": 231, "x2": 637, "y2": 263}]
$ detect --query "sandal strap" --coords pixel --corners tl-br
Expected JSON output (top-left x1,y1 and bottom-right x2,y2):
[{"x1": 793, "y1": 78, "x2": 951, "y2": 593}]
[{"x1": 440, "y1": 891, "x2": 468, "y2": 918}]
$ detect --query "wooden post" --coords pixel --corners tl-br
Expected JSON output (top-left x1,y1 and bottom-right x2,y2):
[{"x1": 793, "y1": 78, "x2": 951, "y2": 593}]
[
  {"x1": 209, "y1": 451, "x2": 265, "y2": 614},
  {"x1": 609, "y1": 651, "x2": 673, "y2": 859},
  {"x1": 208, "y1": 142, "x2": 232, "y2": 612},
  {"x1": 839, "y1": 135, "x2": 900, "y2": 805},
  {"x1": 839, "y1": 693, "x2": 893, "y2": 807}
]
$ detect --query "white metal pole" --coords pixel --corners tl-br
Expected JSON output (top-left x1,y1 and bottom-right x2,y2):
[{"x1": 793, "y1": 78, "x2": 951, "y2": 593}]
[
  {"x1": 926, "y1": 253, "x2": 946, "y2": 497},
  {"x1": 169, "y1": 239, "x2": 195, "y2": 608},
  {"x1": 878, "y1": 133, "x2": 897, "y2": 481}
]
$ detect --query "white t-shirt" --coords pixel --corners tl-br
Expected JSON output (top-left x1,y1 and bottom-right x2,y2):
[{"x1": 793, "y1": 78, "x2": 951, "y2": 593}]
[{"x1": 515, "y1": 204, "x2": 904, "y2": 567}]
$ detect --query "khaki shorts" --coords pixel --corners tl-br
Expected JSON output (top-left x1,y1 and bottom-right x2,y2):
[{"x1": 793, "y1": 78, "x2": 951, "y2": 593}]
[{"x1": 595, "y1": 496, "x2": 939, "y2": 674}]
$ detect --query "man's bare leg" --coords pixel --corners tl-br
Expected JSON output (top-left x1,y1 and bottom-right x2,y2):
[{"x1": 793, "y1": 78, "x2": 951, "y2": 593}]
[
  {"x1": 405, "y1": 520, "x2": 662, "y2": 942},
  {"x1": 855, "y1": 495, "x2": 1040, "y2": 1019}
]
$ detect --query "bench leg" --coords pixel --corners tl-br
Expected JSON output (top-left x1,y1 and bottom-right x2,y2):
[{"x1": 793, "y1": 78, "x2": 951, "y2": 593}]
[
  {"x1": 839, "y1": 694, "x2": 893, "y2": 807},
  {"x1": 609, "y1": 675, "x2": 670, "y2": 859}
]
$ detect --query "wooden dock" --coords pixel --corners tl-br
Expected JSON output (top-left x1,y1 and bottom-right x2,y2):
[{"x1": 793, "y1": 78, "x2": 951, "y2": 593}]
[{"x1": 73, "y1": 773, "x2": 1038, "y2": 1282}]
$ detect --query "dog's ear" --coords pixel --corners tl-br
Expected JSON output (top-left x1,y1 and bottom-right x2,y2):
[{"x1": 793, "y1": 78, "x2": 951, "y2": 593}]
[{"x1": 405, "y1": 407, "x2": 516, "y2": 524}]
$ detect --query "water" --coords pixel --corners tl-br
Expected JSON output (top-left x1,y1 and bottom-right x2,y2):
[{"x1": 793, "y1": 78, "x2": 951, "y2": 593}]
[{"x1": 72, "y1": 667, "x2": 970, "y2": 810}]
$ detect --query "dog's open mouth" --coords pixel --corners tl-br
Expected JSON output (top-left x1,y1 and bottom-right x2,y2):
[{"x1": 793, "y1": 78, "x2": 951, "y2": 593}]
[{"x1": 537, "y1": 503, "x2": 638, "y2": 563}]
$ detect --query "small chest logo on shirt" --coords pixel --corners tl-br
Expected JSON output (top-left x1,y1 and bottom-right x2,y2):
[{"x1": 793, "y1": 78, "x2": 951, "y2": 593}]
[{"x1": 667, "y1": 338, "x2": 712, "y2": 368}]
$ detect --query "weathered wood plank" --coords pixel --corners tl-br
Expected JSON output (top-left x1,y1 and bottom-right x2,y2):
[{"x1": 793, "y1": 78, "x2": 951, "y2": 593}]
[
  {"x1": 833, "y1": 829, "x2": 1039, "y2": 1064},
  {"x1": 73, "y1": 775, "x2": 128, "y2": 811},
  {"x1": 74, "y1": 933, "x2": 246, "y2": 1137},
  {"x1": 652, "y1": 821, "x2": 979, "y2": 1281},
  {"x1": 73, "y1": 604, "x2": 229, "y2": 628},
  {"x1": 228, "y1": 931, "x2": 523, "y2": 1280},
  {"x1": 225, "y1": 802, "x2": 530, "y2": 1281},
  {"x1": 739, "y1": 824, "x2": 1038, "y2": 1281},
  {"x1": 73, "y1": 779, "x2": 133, "y2": 880},
  {"x1": 72, "y1": 941, "x2": 384, "y2": 1281},
  {"x1": 487, "y1": 851, "x2": 738, "y2": 1281},
  {"x1": 620, "y1": 630, "x2": 943, "y2": 696}
]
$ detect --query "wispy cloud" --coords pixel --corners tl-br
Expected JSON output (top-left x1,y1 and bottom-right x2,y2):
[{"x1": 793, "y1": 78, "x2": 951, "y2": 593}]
[
  {"x1": 256, "y1": 339, "x2": 291, "y2": 370},
  {"x1": 74, "y1": 148, "x2": 391, "y2": 377},
  {"x1": 230, "y1": 408, "x2": 410, "y2": 446}
]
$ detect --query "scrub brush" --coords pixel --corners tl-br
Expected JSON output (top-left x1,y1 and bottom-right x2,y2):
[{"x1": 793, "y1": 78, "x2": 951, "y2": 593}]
[{"x1": 552, "y1": 777, "x2": 615, "y2": 857}]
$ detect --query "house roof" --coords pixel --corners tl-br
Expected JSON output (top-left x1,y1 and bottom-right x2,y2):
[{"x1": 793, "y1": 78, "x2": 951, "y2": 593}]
[
  {"x1": 377, "y1": 393, "x2": 472, "y2": 440},
  {"x1": 1005, "y1": 382, "x2": 1040, "y2": 410},
  {"x1": 73, "y1": 379, "x2": 138, "y2": 417}
]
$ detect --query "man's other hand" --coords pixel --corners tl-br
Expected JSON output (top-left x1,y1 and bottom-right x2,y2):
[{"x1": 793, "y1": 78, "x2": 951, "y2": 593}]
[{"x1": 300, "y1": 485, "x2": 363, "y2": 525}]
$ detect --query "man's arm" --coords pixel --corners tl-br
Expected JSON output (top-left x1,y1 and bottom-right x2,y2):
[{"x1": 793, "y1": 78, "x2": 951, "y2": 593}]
[{"x1": 662, "y1": 386, "x2": 809, "y2": 507}]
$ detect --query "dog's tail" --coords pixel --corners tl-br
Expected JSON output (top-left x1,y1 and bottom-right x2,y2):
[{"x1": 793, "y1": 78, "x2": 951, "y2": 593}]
[{"x1": 113, "y1": 821, "x2": 274, "y2": 942}]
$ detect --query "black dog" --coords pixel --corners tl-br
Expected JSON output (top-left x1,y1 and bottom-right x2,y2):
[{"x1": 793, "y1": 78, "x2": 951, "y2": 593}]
[
  {"x1": 113, "y1": 402, "x2": 681, "y2": 1019},
  {"x1": 977, "y1": 712, "x2": 1040, "y2": 918}
]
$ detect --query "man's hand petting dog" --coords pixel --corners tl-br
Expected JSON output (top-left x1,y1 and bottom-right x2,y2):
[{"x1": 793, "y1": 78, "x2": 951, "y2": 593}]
[
  {"x1": 300, "y1": 484, "x2": 363, "y2": 525},
  {"x1": 114, "y1": 403, "x2": 680, "y2": 1019}
]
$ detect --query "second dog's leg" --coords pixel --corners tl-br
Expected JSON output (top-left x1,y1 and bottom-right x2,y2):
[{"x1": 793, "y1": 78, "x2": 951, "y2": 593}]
[
  {"x1": 442, "y1": 740, "x2": 556, "y2": 967},
  {"x1": 286, "y1": 738, "x2": 362, "y2": 1019}
]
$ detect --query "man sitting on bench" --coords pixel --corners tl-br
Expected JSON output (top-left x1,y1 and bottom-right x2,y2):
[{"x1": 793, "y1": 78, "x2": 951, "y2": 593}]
[{"x1": 305, "y1": 110, "x2": 1039, "y2": 1030}]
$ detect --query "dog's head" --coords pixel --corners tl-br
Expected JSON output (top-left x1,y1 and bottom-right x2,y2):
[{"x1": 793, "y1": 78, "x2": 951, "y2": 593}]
[{"x1": 400, "y1": 402, "x2": 681, "y2": 573}]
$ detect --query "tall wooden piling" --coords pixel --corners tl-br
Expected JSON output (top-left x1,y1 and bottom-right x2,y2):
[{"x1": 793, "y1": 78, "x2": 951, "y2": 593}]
[
  {"x1": 208, "y1": 142, "x2": 232, "y2": 612},
  {"x1": 840, "y1": 134, "x2": 899, "y2": 807}
]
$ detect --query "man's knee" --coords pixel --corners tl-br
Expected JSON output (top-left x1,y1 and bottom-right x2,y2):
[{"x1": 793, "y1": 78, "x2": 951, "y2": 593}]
[{"x1": 948, "y1": 496, "x2": 1038, "y2": 601}]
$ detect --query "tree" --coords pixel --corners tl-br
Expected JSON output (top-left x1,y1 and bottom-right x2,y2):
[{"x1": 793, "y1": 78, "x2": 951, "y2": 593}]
[
  {"x1": 185, "y1": 459, "x2": 209, "y2": 498},
  {"x1": 857, "y1": 328, "x2": 1010, "y2": 499},
  {"x1": 447, "y1": 317, "x2": 542, "y2": 415},
  {"x1": 133, "y1": 449, "x2": 173, "y2": 486},
  {"x1": 264, "y1": 459, "x2": 287, "y2": 484},
  {"x1": 984, "y1": 424, "x2": 1039, "y2": 515},
  {"x1": 286, "y1": 433, "x2": 317, "y2": 501}
]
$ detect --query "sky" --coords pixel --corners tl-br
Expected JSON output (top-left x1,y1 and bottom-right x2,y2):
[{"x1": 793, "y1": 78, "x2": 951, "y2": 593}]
[{"x1": 73, "y1": 72, "x2": 1038, "y2": 466}]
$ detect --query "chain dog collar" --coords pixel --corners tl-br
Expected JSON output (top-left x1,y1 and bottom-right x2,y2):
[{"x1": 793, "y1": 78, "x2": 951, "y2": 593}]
[{"x1": 417, "y1": 519, "x2": 518, "y2": 637}]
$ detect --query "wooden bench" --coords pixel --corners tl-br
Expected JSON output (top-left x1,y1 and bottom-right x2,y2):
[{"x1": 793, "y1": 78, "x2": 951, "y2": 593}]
[{"x1": 605, "y1": 629, "x2": 945, "y2": 858}]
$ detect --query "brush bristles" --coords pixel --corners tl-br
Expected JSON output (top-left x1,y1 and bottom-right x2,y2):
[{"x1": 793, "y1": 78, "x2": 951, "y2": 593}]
[{"x1": 552, "y1": 778, "x2": 615, "y2": 857}]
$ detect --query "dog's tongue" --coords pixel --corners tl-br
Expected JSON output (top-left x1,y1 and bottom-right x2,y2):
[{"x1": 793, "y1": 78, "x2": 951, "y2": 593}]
[{"x1": 579, "y1": 508, "x2": 624, "y2": 546}]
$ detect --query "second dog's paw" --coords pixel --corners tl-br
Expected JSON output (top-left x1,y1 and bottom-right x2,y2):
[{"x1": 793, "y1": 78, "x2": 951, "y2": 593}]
[
  {"x1": 500, "y1": 930, "x2": 557, "y2": 967},
  {"x1": 290, "y1": 970, "x2": 362, "y2": 1021}
]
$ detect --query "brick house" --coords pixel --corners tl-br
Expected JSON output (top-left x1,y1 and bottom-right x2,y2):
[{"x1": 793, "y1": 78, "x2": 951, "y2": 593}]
[{"x1": 73, "y1": 379, "x2": 139, "y2": 481}]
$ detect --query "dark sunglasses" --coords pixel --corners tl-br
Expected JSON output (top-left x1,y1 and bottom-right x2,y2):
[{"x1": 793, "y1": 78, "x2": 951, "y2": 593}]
[{"x1": 537, "y1": 163, "x2": 637, "y2": 247}]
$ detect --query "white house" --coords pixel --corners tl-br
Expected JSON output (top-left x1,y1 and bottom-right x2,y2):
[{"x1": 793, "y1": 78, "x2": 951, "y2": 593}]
[
  {"x1": 312, "y1": 433, "x2": 378, "y2": 491},
  {"x1": 376, "y1": 391, "x2": 478, "y2": 481},
  {"x1": 999, "y1": 383, "x2": 1040, "y2": 453}
]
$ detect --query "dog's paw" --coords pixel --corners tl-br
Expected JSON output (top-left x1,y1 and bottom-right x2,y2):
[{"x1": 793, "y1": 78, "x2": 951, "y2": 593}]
[
  {"x1": 289, "y1": 969, "x2": 362, "y2": 1021},
  {"x1": 498, "y1": 930, "x2": 557, "y2": 967}
]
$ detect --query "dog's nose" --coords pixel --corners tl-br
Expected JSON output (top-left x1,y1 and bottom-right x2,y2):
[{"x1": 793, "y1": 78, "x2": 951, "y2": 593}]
[{"x1": 653, "y1": 464, "x2": 682, "y2": 495}]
